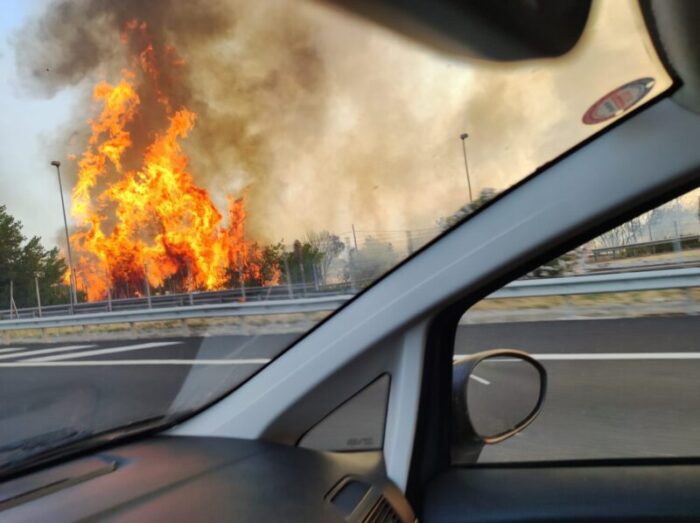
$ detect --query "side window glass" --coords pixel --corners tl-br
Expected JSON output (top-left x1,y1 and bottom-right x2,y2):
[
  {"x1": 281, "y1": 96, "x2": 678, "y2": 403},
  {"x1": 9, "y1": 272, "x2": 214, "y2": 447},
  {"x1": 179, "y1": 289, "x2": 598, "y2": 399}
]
[{"x1": 454, "y1": 188, "x2": 700, "y2": 463}]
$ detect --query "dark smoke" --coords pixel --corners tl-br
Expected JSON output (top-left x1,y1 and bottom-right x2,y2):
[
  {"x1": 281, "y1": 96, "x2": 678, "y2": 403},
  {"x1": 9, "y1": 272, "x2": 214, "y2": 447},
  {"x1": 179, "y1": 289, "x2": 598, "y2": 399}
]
[
  {"x1": 15, "y1": 0, "x2": 334, "y2": 240},
  {"x1": 14, "y1": 0, "x2": 544, "y2": 241}
]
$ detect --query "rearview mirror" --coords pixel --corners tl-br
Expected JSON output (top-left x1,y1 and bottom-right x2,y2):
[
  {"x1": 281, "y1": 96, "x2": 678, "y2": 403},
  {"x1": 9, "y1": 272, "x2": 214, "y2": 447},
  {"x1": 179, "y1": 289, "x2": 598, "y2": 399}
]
[
  {"x1": 324, "y1": 0, "x2": 591, "y2": 61},
  {"x1": 452, "y1": 349, "x2": 546, "y2": 462}
]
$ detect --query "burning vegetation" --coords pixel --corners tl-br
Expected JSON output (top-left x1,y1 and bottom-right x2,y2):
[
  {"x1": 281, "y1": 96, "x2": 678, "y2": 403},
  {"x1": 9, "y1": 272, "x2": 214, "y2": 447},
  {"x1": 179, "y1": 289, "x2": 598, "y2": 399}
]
[{"x1": 70, "y1": 20, "x2": 275, "y2": 300}]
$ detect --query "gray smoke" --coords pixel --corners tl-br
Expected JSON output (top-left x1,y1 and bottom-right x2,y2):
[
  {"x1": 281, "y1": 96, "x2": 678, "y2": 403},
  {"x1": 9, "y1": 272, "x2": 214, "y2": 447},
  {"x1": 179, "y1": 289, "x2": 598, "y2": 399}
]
[{"x1": 14, "y1": 0, "x2": 543, "y2": 242}]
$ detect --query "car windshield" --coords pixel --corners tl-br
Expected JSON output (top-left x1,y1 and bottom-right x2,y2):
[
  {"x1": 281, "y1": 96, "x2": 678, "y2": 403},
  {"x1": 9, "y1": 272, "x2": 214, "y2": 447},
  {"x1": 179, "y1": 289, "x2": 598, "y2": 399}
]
[{"x1": 0, "y1": 0, "x2": 671, "y2": 472}]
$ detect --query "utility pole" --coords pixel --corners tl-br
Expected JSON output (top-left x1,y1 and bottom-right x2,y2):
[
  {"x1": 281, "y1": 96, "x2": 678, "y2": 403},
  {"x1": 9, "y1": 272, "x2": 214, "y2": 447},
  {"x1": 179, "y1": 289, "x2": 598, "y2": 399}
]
[
  {"x1": 459, "y1": 133, "x2": 474, "y2": 203},
  {"x1": 186, "y1": 262, "x2": 194, "y2": 305},
  {"x1": 9, "y1": 280, "x2": 18, "y2": 319},
  {"x1": 51, "y1": 161, "x2": 78, "y2": 312},
  {"x1": 237, "y1": 256, "x2": 246, "y2": 301},
  {"x1": 104, "y1": 267, "x2": 112, "y2": 312},
  {"x1": 351, "y1": 224, "x2": 359, "y2": 251},
  {"x1": 298, "y1": 256, "x2": 308, "y2": 297},
  {"x1": 282, "y1": 254, "x2": 294, "y2": 299},
  {"x1": 144, "y1": 261, "x2": 152, "y2": 309},
  {"x1": 35, "y1": 275, "x2": 42, "y2": 317},
  {"x1": 346, "y1": 236, "x2": 357, "y2": 292},
  {"x1": 312, "y1": 263, "x2": 320, "y2": 292}
]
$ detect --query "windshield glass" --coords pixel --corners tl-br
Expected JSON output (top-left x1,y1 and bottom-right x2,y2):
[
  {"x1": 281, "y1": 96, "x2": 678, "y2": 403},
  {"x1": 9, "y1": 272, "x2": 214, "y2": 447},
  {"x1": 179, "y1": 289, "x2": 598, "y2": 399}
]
[{"x1": 0, "y1": 0, "x2": 671, "y2": 472}]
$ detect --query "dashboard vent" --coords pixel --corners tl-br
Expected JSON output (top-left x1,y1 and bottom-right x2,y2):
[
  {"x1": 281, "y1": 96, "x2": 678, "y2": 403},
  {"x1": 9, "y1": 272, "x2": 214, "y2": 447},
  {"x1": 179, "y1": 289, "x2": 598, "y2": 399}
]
[{"x1": 364, "y1": 495, "x2": 401, "y2": 523}]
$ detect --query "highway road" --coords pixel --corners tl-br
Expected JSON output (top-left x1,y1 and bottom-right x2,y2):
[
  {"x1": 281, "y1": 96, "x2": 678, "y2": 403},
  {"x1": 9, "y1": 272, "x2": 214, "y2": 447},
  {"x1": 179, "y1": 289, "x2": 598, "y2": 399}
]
[{"x1": 1, "y1": 316, "x2": 699, "y2": 465}]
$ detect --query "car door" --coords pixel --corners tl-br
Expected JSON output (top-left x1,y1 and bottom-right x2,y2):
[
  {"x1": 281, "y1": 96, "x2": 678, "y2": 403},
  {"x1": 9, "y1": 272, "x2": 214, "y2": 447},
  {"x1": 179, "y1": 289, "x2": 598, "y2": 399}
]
[{"x1": 411, "y1": 130, "x2": 700, "y2": 521}]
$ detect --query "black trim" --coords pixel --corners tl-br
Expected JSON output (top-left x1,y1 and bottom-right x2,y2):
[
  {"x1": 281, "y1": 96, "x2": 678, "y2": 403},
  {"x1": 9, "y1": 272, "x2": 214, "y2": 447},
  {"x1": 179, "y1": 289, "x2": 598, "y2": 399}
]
[
  {"x1": 639, "y1": 0, "x2": 683, "y2": 86},
  {"x1": 460, "y1": 455, "x2": 700, "y2": 469},
  {"x1": 405, "y1": 308, "x2": 459, "y2": 513}
]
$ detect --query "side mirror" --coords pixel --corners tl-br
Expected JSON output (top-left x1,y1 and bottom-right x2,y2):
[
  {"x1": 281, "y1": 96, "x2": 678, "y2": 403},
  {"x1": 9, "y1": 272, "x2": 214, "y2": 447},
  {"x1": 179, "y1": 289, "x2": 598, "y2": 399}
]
[{"x1": 452, "y1": 349, "x2": 546, "y2": 463}]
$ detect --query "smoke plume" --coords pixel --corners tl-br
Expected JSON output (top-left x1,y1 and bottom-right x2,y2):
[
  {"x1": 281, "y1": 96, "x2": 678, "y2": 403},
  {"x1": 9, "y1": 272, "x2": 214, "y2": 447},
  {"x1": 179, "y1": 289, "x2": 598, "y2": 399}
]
[{"x1": 17, "y1": 0, "x2": 622, "y2": 243}]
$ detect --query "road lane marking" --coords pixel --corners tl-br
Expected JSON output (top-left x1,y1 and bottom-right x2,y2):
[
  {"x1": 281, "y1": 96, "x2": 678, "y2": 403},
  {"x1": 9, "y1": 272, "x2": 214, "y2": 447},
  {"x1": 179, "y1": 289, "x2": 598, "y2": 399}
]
[
  {"x1": 454, "y1": 352, "x2": 700, "y2": 361},
  {"x1": 0, "y1": 358, "x2": 271, "y2": 367},
  {"x1": 0, "y1": 344, "x2": 96, "y2": 361},
  {"x1": 469, "y1": 374, "x2": 491, "y2": 385},
  {"x1": 26, "y1": 341, "x2": 183, "y2": 362},
  {"x1": 0, "y1": 347, "x2": 25, "y2": 354},
  {"x1": 532, "y1": 352, "x2": 700, "y2": 361}
]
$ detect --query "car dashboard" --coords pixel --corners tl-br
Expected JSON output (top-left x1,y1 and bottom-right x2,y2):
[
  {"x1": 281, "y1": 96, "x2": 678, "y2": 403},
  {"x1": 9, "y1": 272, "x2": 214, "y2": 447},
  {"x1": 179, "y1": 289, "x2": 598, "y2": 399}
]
[{"x1": 0, "y1": 436, "x2": 414, "y2": 522}]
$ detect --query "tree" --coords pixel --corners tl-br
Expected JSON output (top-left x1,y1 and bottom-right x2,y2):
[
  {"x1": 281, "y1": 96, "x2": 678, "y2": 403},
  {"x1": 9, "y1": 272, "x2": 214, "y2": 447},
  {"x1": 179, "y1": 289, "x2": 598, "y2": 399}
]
[
  {"x1": 438, "y1": 188, "x2": 497, "y2": 230},
  {"x1": 281, "y1": 240, "x2": 323, "y2": 287},
  {"x1": 306, "y1": 231, "x2": 344, "y2": 283},
  {"x1": 0, "y1": 205, "x2": 69, "y2": 310},
  {"x1": 596, "y1": 216, "x2": 644, "y2": 248}
]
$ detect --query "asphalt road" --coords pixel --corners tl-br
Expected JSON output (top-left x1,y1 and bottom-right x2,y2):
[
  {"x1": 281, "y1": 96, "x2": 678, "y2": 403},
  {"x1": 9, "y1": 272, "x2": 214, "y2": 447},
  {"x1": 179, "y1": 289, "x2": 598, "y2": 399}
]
[{"x1": 1, "y1": 316, "x2": 699, "y2": 465}]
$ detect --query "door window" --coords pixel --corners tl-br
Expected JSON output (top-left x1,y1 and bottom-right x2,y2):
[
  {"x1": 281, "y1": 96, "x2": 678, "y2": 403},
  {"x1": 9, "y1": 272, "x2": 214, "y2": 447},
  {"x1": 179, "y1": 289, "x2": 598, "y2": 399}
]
[{"x1": 454, "y1": 188, "x2": 700, "y2": 463}]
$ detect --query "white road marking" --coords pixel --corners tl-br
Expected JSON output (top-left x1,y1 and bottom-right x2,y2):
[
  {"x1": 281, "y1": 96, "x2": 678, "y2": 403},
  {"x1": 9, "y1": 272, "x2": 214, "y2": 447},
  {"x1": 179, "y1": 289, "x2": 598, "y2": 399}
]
[
  {"x1": 26, "y1": 341, "x2": 183, "y2": 362},
  {"x1": 454, "y1": 352, "x2": 700, "y2": 361},
  {"x1": 0, "y1": 347, "x2": 25, "y2": 354},
  {"x1": 0, "y1": 344, "x2": 95, "y2": 361},
  {"x1": 469, "y1": 374, "x2": 491, "y2": 385},
  {"x1": 532, "y1": 352, "x2": 700, "y2": 361},
  {"x1": 0, "y1": 359, "x2": 271, "y2": 367}
]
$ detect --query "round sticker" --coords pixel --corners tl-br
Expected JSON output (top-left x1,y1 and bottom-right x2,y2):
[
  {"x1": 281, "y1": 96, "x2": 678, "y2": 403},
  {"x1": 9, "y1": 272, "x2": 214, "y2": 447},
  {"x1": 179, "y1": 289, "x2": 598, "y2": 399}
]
[{"x1": 582, "y1": 77, "x2": 655, "y2": 125}]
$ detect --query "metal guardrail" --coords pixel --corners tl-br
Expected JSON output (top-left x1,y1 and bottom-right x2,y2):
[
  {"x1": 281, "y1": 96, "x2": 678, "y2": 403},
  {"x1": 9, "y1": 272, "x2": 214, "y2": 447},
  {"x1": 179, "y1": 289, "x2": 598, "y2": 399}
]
[
  {"x1": 492, "y1": 268, "x2": 700, "y2": 298},
  {"x1": 0, "y1": 296, "x2": 352, "y2": 331},
  {"x1": 0, "y1": 281, "x2": 358, "y2": 322},
  {"x1": 0, "y1": 268, "x2": 699, "y2": 332}
]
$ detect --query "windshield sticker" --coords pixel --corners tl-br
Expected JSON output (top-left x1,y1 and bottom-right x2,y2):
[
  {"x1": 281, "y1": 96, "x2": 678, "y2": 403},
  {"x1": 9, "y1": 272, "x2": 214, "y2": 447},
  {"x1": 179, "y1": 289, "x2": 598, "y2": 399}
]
[{"x1": 582, "y1": 77, "x2": 655, "y2": 124}]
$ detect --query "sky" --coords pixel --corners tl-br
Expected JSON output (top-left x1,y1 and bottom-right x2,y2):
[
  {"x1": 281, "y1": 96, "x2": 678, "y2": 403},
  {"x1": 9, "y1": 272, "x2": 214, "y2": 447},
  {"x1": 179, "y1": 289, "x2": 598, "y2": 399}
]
[
  {"x1": 0, "y1": 0, "x2": 80, "y2": 248},
  {"x1": 0, "y1": 0, "x2": 673, "y2": 253}
]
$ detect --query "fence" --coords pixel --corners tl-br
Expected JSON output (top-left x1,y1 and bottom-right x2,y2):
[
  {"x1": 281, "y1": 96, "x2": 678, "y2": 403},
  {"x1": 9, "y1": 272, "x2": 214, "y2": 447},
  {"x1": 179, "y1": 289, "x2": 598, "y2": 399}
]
[{"x1": 1, "y1": 268, "x2": 699, "y2": 332}]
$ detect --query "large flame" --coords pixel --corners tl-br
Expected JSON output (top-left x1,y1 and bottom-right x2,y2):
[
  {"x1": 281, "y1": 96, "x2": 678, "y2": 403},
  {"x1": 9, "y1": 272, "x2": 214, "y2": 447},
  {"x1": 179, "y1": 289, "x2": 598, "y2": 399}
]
[{"x1": 69, "y1": 20, "x2": 271, "y2": 301}]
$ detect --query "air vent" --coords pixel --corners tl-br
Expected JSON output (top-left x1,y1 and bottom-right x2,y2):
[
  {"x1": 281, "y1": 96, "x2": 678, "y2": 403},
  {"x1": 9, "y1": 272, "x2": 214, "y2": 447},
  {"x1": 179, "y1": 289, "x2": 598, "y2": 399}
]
[{"x1": 363, "y1": 495, "x2": 401, "y2": 523}]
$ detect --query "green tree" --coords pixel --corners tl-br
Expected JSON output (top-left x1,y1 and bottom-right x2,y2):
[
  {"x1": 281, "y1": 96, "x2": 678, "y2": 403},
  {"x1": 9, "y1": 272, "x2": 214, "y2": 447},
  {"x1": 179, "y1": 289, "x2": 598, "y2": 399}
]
[
  {"x1": 281, "y1": 240, "x2": 322, "y2": 287},
  {"x1": 0, "y1": 205, "x2": 69, "y2": 310}
]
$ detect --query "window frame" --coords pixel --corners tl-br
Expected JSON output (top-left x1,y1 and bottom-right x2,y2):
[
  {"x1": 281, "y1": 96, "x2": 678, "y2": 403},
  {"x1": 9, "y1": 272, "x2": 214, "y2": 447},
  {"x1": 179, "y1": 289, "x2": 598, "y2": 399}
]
[{"x1": 407, "y1": 126, "x2": 700, "y2": 512}]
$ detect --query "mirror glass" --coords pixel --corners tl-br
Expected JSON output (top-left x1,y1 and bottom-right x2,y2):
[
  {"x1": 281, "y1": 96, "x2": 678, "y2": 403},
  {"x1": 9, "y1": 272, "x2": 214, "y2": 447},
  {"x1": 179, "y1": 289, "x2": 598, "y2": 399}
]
[{"x1": 467, "y1": 355, "x2": 541, "y2": 439}]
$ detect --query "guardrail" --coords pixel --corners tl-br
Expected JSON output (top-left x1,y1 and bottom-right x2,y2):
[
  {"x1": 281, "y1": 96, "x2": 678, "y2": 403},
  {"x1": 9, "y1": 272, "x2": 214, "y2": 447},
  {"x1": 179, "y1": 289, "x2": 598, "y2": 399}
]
[
  {"x1": 0, "y1": 268, "x2": 699, "y2": 332},
  {"x1": 491, "y1": 268, "x2": 700, "y2": 298},
  {"x1": 0, "y1": 295, "x2": 352, "y2": 332},
  {"x1": 0, "y1": 281, "x2": 359, "y2": 322}
]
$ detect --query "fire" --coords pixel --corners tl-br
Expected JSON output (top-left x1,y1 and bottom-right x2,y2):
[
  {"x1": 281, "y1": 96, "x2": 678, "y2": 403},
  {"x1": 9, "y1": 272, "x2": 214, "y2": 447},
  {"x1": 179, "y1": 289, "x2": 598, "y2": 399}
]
[{"x1": 69, "y1": 20, "x2": 271, "y2": 301}]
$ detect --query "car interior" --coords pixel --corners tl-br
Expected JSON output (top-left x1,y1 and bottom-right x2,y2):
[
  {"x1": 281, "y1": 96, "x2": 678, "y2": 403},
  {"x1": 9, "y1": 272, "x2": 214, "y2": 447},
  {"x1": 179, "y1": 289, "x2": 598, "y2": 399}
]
[{"x1": 3, "y1": 0, "x2": 700, "y2": 521}]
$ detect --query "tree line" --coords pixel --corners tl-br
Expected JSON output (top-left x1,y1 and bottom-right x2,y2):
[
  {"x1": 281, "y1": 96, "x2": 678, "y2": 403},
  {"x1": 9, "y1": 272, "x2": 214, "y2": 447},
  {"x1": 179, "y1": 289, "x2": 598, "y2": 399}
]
[
  {"x1": 0, "y1": 205, "x2": 69, "y2": 310},
  {"x1": 0, "y1": 204, "x2": 406, "y2": 307}
]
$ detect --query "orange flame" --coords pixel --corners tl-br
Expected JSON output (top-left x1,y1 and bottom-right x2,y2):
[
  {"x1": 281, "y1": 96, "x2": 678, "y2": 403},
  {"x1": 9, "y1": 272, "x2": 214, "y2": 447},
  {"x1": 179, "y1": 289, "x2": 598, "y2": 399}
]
[{"x1": 69, "y1": 20, "x2": 271, "y2": 301}]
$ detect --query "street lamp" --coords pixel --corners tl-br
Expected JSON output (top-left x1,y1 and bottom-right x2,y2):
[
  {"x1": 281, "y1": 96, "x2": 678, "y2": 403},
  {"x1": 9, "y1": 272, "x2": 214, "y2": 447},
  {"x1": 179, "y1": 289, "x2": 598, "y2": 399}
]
[
  {"x1": 51, "y1": 160, "x2": 78, "y2": 310},
  {"x1": 459, "y1": 133, "x2": 474, "y2": 203}
]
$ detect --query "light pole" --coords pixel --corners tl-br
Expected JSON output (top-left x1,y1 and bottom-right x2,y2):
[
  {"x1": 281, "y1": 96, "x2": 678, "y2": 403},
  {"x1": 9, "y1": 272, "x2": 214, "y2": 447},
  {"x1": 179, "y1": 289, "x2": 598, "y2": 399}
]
[
  {"x1": 51, "y1": 160, "x2": 78, "y2": 310},
  {"x1": 459, "y1": 133, "x2": 474, "y2": 203}
]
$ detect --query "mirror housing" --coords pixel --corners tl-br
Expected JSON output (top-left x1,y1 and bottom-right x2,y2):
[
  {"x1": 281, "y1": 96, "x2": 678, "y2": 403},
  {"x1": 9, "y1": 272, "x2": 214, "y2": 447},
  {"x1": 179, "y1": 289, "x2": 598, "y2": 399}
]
[
  {"x1": 323, "y1": 0, "x2": 592, "y2": 61},
  {"x1": 452, "y1": 349, "x2": 546, "y2": 462}
]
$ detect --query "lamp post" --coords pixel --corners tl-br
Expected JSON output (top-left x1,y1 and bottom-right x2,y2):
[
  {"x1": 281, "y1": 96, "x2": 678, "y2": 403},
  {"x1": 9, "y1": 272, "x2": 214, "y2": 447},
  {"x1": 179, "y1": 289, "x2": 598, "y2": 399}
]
[
  {"x1": 459, "y1": 133, "x2": 474, "y2": 203},
  {"x1": 50, "y1": 160, "x2": 78, "y2": 310}
]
